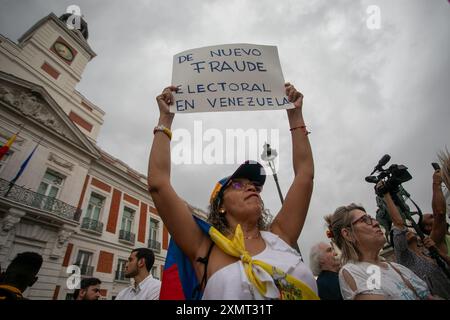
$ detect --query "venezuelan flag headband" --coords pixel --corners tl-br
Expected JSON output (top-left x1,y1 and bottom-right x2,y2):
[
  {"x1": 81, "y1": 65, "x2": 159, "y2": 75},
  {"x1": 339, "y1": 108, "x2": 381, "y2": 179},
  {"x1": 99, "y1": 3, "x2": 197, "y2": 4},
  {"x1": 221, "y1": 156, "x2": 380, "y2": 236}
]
[{"x1": 160, "y1": 161, "x2": 319, "y2": 300}]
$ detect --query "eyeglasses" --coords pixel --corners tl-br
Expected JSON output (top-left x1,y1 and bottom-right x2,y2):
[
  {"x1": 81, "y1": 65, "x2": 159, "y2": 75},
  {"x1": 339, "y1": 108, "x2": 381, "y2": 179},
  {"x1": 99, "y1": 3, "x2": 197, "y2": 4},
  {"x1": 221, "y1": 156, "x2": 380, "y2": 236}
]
[
  {"x1": 351, "y1": 214, "x2": 376, "y2": 226},
  {"x1": 227, "y1": 180, "x2": 263, "y2": 193}
]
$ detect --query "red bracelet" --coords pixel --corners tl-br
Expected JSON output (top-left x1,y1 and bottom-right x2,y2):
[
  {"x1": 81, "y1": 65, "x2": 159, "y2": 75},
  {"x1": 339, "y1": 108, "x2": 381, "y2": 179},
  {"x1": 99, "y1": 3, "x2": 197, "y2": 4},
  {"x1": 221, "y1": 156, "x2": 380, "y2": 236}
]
[{"x1": 290, "y1": 125, "x2": 311, "y2": 135}]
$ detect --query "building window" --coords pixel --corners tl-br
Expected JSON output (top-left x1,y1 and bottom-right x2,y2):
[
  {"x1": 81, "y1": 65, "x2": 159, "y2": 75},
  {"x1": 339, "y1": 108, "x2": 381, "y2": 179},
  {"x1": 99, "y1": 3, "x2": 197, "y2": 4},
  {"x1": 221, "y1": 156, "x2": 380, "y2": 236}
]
[
  {"x1": 148, "y1": 219, "x2": 161, "y2": 252},
  {"x1": 149, "y1": 219, "x2": 159, "y2": 242},
  {"x1": 119, "y1": 207, "x2": 136, "y2": 243},
  {"x1": 74, "y1": 250, "x2": 93, "y2": 276},
  {"x1": 37, "y1": 169, "x2": 65, "y2": 198},
  {"x1": 65, "y1": 293, "x2": 74, "y2": 300},
  {"x1": 121, "y1": 207, "x2": 135, "y2": 233},
  {"x1": 81, "y1": 192, "x2": 105, "y2": 233},
  {"x1": 33, "y1": 169, "x2": 65, "y2": 210},
  {"x1": 115, "y1": 259, "x2": 127, "y2": 281},
  {"x1": 86, "y1": 192, "x2": 105, "y2": 221},
  {"x1": 0, "y1": 150, "x2": 13, "y2": 172}
]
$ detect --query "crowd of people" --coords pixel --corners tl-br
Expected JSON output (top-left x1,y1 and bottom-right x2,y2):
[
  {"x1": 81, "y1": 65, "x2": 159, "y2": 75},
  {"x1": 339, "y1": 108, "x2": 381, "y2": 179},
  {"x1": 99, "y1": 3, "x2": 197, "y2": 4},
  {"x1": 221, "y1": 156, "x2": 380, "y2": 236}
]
[
  {"x1": 0, "y1": 84, "x2": 449, "y2": 300},
  {"x1": 317, "y1": 158, "x2": 450, "y2": 300},
  {"x1": 0, "y1": 247, "x2": 161, "y2": 300}
]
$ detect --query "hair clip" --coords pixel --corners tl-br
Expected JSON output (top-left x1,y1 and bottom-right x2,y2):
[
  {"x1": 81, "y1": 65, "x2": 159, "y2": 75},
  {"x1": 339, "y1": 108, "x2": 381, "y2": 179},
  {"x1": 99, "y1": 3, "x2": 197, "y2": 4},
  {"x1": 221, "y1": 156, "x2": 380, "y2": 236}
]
[{"x1": 326, "y1": 228, "x2": 334, "y2": 239}]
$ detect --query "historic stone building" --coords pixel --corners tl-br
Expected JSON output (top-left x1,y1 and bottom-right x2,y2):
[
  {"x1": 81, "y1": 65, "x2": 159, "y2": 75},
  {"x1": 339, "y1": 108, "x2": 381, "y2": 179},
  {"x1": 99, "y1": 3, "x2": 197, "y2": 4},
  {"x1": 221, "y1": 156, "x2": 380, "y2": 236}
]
[{"x1": 0, "y1": 12, "x2": 205, "y2": 299}]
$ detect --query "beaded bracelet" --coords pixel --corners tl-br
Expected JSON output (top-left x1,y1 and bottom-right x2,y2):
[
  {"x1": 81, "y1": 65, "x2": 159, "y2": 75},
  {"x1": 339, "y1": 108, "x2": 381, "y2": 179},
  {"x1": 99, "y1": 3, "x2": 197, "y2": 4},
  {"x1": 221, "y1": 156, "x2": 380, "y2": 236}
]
[
  {"x1": 290, "y1": 125, "x2": 310, "y2": 135},
  {"x1": 153, "y1": 125, "x2": 172, "y2": 140}
]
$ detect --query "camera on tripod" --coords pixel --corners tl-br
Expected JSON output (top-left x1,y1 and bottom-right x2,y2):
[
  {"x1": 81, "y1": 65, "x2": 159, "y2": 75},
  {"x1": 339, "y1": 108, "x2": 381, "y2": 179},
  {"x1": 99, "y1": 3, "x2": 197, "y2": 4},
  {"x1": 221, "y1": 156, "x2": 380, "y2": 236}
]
[{"x1": 365, "y1": 154, "x2": 412, "y2": 195}]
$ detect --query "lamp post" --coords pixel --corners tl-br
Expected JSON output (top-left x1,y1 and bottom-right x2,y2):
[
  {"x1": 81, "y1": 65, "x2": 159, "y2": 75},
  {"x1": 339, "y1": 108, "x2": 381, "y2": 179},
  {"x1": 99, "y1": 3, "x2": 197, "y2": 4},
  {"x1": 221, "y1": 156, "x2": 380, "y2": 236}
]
[
  {"x1": 261, "y1": 143, "x2": 284, "y2": 204},
  {"x1": 261, "y1": 143, "x2": 303, "y2": 258}
]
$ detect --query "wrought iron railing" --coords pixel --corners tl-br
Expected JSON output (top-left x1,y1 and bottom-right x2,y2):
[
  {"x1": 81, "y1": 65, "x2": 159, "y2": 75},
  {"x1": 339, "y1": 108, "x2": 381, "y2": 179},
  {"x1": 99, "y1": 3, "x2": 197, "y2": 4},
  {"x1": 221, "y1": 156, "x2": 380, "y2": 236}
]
[
  {"x1": 147, "y1": 239, "x2": 161, "y2": 253},
  {"x1": 0, "y1": 178, "x2": 81, "y2": 221},
  {"x1": 81, "y1": 217, "x2": 103, "y2": 233},
  {"x1": 119, "y1": 229, "x2": 135, "y2": 244}
]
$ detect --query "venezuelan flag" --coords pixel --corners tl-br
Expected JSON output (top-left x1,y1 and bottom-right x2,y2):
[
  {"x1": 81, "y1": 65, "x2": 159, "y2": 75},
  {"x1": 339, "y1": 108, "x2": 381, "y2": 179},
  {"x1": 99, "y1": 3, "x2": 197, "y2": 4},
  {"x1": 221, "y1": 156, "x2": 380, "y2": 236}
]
[
  {"x1": 159, "y1": 216, "x2": 210, "y2": 300},
  {"x1": 159, "y1": 215, "x2": 319, "y2": 300}
]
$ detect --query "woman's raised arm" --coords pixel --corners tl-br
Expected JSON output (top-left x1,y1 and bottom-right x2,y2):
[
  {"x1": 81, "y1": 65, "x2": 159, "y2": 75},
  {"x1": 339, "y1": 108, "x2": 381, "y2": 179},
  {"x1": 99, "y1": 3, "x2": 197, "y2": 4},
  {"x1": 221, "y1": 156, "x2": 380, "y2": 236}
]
[
  {"x1": 147, "y1": 86, "x2": 208, "y2": 261},
  {"x1": 270, "y1": 83, "x2": 314, "y2": 247}
]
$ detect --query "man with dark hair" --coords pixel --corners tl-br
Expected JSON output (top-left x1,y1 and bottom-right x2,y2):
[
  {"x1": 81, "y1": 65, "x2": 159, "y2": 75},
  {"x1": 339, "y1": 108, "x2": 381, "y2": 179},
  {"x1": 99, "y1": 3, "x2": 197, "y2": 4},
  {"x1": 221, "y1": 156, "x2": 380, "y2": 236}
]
[
  {"x1": 73, "y1": 277, "x2": 102, "y2": 300},
  {"x1": 115, "y1": 248, "x2": 161, "y2": 300},
  {"x1": 0, "y1": 252, "x2": 43, "y2": 300}
]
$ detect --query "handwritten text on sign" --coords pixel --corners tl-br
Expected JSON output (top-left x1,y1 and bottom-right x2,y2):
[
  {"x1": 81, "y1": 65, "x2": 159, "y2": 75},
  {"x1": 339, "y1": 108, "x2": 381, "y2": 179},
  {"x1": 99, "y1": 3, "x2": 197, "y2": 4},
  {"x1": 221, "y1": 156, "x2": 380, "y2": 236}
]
[{"x1": 171, "y1": 44, "x2": 293, "y2": 113}]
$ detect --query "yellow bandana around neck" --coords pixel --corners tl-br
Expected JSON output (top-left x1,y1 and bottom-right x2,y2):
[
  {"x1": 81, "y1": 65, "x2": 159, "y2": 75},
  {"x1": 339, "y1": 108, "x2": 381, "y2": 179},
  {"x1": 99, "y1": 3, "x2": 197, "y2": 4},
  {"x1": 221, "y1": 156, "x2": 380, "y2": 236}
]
[{"x1": 208, "y1": 224, "x2": 320, "y2": 300}]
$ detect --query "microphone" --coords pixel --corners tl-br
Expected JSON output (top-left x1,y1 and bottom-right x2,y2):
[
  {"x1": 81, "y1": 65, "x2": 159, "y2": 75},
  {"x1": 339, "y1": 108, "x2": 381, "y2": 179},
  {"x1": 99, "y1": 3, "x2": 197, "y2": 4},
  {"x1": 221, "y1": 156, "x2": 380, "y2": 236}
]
[
  {"x1": 377, "y1": 154, "x2": 391, "y2": 168},
  {"x1": 370, "y1": 154, "x2": 391, "y2": 175}
]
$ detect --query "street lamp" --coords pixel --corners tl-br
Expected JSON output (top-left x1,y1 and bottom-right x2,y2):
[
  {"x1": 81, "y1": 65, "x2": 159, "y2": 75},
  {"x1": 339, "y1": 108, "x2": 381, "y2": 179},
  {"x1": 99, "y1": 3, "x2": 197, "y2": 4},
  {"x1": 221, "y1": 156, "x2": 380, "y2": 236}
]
[
  {"x1": 261, "y1": 142, "x2": 303, "y2": 258},
  {"x1": 261, "y1": 143, "x2": 284, "y2": 204}
]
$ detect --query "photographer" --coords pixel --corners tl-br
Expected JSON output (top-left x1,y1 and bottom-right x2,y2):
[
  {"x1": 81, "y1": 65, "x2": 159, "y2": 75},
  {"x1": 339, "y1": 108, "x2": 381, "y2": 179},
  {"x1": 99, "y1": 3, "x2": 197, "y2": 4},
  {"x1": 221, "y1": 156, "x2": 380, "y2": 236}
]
[{"x1": 376, "y1": 181, "x2": 450, "y2": 299}]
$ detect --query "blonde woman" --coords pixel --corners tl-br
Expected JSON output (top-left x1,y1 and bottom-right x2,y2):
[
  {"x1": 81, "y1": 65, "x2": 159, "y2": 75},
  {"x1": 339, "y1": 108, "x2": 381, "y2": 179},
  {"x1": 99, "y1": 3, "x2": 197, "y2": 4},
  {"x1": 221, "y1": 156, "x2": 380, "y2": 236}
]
[{"x1": 325, "y1": 204, "x2": 431, "y2": 300}]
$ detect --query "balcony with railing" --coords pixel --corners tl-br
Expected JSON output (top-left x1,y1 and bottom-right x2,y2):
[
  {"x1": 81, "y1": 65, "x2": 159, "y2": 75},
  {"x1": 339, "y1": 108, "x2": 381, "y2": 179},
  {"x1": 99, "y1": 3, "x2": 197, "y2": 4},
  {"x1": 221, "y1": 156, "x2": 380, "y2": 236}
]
[
  {"x1": 147, "y1": 239, "x2": 161, "y2": 253},
  {"x1": 119, "y1": 229, "x2": 135, "y2": 245},
  {"x1": 0, "y1": 178, "x2": 81, "y2": 222},
  {"x1": 81, "y1": 217, "x2": 103, "y2": 234},
  {"x1": 74, "y1": 264, "x2": 94, "y2": 277}
]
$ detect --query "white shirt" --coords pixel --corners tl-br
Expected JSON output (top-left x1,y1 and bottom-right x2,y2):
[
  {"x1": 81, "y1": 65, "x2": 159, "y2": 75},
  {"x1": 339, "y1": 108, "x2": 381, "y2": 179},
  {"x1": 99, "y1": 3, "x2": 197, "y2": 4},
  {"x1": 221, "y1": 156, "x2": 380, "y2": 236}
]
[
  {"x1": 115, "y1": 274, "x2": 161, "y2": 300},
  {"x1": 202, "y1": 231, "x2": 318, "y2": 300},
  {"x1": 339, "y1": 261, "x2": 430, "y2": 300}
]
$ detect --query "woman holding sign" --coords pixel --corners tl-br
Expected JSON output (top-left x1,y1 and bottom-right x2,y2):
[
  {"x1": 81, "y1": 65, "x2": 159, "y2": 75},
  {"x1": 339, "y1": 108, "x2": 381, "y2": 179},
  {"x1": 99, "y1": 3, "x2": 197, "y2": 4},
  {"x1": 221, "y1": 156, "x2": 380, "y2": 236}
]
[{"x1": 148, "y1": 83, "x2": 318, "y2": 300}]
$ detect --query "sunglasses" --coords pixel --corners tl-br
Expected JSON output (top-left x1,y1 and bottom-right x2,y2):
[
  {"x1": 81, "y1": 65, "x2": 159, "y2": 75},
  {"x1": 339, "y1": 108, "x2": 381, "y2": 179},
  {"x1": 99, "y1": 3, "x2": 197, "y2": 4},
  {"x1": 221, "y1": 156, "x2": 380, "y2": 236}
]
[
  {"x1": 351, "y1": 214, "x2": 376, "y2": 226},
  {"x1": 227, "y1": 180, "x2": 263, "y2": 193}
]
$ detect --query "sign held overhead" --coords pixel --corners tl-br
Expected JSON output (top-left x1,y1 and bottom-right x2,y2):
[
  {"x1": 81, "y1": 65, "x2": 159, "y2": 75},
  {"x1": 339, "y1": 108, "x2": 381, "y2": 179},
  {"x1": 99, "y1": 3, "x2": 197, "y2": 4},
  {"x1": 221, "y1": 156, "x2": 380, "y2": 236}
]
[{"x1": 171, "y1": 44, "x2": 293, "y2": 113}]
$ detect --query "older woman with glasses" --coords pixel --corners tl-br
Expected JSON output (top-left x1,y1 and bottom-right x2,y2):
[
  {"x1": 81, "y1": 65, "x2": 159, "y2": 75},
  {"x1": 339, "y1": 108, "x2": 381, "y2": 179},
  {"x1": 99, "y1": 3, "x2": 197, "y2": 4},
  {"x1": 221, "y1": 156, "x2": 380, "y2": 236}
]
[
  {"x1": 325, "y1": 204, "x2": 432, "y2": 300},
  {"x1": 148, "y1": 83, "x2": 318, "y2": 300}
]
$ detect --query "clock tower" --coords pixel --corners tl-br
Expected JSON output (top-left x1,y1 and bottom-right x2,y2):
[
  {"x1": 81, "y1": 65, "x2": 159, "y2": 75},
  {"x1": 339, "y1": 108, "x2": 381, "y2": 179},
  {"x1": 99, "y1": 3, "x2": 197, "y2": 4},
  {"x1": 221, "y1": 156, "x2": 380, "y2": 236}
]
[{"x1": 0, "y1": 12, "x2": 104, "y2": 141}]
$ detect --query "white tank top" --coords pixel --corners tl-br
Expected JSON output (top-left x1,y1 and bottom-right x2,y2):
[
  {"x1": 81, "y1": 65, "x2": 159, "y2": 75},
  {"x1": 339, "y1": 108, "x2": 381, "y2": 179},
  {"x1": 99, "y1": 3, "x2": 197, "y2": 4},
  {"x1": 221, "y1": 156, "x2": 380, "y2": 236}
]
[{"x1": 202, "y1": 231, "x2": 318, "y2": 300}]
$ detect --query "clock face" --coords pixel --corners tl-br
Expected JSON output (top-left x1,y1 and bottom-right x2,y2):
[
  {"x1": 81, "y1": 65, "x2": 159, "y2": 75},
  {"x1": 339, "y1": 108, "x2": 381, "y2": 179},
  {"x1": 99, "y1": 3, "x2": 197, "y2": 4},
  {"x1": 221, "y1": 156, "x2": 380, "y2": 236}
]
[{"x1": 53, "y1": 42, "x2": 74, "y2": 61}]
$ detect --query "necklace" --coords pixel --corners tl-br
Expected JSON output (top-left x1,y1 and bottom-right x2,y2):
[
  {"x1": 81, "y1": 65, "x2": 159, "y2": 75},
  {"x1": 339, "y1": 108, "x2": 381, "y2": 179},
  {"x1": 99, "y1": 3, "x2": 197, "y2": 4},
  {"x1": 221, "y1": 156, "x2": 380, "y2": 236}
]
[{"x1": 244, "y1": 232, "x2": 261, "y2": 240}]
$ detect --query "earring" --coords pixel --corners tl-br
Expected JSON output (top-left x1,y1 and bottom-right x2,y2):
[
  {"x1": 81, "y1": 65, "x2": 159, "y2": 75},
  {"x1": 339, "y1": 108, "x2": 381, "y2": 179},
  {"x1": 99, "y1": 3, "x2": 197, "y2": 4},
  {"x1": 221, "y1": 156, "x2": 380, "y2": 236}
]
[{"x1": 219, "y1": 208, "x2": 226, "y2": 214}]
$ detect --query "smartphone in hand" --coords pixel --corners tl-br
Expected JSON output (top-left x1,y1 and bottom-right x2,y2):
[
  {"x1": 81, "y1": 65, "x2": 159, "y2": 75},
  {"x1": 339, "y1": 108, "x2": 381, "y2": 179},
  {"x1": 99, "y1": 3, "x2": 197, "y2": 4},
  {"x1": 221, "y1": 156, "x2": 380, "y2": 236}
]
[{"x1": 432, "y1": 162, "x2": 440, "y2": 171}]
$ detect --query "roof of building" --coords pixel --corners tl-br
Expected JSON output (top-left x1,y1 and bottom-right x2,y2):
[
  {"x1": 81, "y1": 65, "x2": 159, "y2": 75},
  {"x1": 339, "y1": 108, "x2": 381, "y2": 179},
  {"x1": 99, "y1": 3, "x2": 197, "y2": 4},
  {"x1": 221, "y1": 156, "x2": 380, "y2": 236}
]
[{"x1": 18, "y1": 13, "x2": 96, "y2": 59}]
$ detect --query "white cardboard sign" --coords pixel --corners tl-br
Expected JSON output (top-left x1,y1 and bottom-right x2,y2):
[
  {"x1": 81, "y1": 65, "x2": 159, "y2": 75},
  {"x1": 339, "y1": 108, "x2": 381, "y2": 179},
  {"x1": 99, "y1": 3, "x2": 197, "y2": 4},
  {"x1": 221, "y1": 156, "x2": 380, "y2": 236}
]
[{"x1": 170, "y1": 43, "x2": 293, "y2": 113}]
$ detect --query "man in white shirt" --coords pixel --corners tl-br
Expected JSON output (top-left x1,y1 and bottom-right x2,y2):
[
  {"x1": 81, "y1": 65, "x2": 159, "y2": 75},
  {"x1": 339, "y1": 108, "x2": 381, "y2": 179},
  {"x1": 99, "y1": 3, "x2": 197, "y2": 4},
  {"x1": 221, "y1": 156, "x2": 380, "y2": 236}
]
[{"x1": 115, "y1": 248, "x2": 161, "y2": 300}]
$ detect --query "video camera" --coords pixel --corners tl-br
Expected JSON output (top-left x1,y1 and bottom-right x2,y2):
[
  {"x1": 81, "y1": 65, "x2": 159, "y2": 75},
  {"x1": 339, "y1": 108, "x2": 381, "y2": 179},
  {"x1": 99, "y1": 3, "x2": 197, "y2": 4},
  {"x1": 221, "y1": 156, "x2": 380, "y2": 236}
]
[
  {"x1": 365, "y1": 155, "x2": 418, "y2": 242},
  {"x1": 366, "y1": 155, "x2": 450, "y2": 279},
  {"x1": 365, "y1": 154, "x2": 412, "y2": 194}
]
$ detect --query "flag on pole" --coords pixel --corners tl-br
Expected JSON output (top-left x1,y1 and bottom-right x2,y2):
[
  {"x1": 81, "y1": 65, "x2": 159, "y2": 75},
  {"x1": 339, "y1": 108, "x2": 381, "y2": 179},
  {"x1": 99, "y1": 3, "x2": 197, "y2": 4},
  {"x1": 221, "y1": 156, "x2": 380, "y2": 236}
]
[
  {"x1": 0, "y1": 134, "x2": 17, "y2": 161},
  {"x1": 0, "y1": 125, "x2": 24, "y2": 161},
  {"x1": 10, "y1": 142, "x2": 39, "y2": 185}
]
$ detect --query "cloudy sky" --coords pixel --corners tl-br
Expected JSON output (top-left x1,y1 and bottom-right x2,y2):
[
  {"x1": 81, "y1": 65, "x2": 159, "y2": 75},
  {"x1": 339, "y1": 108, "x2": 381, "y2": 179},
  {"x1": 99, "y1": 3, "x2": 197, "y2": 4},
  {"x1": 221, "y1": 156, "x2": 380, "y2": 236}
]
[{"x1": 1, "y1": 0, "x2": 449, "y2": 266}]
